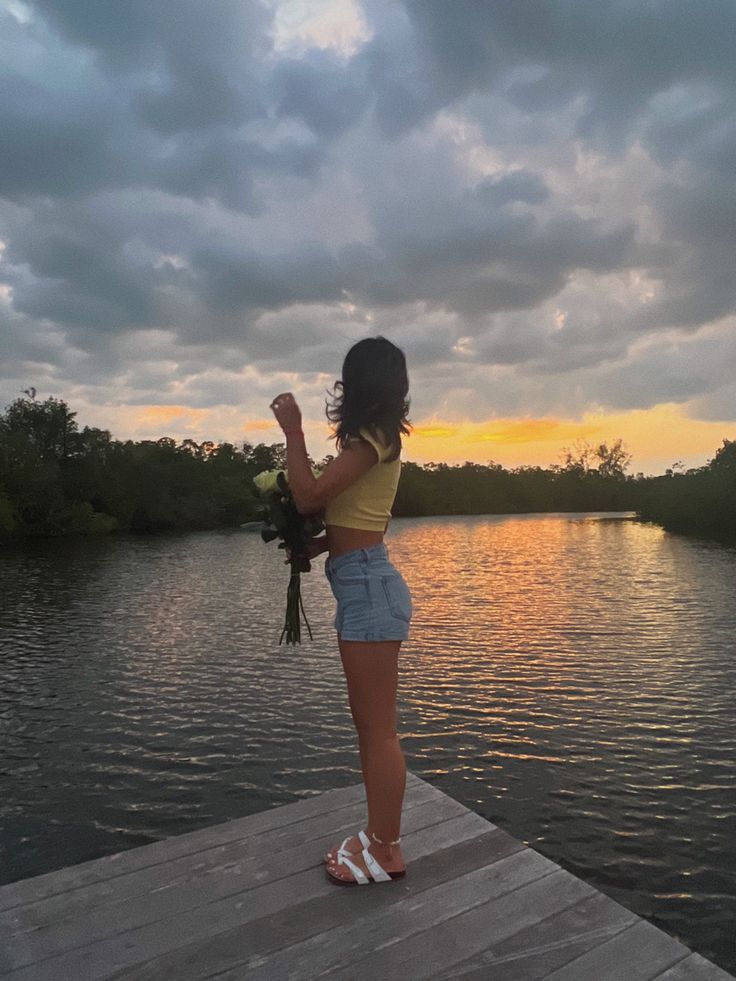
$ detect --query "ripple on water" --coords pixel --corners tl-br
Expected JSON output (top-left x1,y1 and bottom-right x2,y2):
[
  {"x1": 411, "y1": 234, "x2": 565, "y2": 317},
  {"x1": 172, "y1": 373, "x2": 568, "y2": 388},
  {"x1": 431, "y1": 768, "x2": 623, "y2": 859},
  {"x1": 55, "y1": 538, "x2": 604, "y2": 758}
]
[{"x1": 1, "y1": 516, "x2": 735, "y2": 971}]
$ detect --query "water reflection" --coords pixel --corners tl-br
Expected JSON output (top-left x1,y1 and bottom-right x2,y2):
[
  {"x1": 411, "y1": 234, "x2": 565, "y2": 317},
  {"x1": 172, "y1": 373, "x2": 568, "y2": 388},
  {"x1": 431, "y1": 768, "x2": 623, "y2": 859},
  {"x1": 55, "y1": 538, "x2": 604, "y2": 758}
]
[{"x1": 1, "y1": 514, "x2": 735, "y2": 971}]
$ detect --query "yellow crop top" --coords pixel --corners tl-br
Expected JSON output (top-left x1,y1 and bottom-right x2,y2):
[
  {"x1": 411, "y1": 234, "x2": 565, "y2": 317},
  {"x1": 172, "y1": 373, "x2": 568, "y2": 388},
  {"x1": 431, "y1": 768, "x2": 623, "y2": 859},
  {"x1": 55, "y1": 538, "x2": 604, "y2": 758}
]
[{"x1": 324, "y1": 427, "x2": 401, "y2": 531}]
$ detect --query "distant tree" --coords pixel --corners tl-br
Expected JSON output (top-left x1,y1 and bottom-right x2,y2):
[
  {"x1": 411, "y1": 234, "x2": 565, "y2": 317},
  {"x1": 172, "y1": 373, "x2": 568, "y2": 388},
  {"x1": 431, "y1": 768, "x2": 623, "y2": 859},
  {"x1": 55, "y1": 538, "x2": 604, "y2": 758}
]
[
  {"x1": 1, "y1": 394, "x2": 730, "y2": 543},
  {"x1": 0, "y1": 487, "x2": 18, "y2": 535},
  {"x1": 561, "y1": 437, "x2": 631, "y2": 478},
  {"x1": 594, "y1": 439, "x2": 632, "y2": 479},
  {"x1": 709, "y1": 438, "x2": 736, "y2": 473},
  {"x1": 560, "y1": 439, "x2": 596, "y2": 474},
  {"x1": 2, "y1": 395, "x2": 78, "y2": 464},
  {"x1": 179, "y1": 438, "x2": 200, "y2": 457},
  {"x1": 247, "y1": 442, "x2": 287, "y2": 471},
  {"x1": 75, "y1": 426, "x2": 114, "y2": 460},
  {"x1": 210, "y1": 442, "x2": 242, "y2": 465}
]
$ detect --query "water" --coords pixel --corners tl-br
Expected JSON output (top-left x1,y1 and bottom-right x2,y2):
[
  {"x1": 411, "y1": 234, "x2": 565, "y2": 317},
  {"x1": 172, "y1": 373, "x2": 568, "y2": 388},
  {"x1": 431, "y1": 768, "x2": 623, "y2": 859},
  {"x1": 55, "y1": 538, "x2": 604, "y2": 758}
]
[{"x1": 1, "y1": 514, "x2": 735, "y2": 971}]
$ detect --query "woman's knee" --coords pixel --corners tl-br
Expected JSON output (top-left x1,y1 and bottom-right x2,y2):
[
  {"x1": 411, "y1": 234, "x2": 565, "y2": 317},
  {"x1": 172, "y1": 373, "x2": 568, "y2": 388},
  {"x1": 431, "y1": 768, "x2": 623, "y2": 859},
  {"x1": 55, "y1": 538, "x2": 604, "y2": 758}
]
[{"x1": 356, "y1": 724, "x2": 401, "y2": 745}]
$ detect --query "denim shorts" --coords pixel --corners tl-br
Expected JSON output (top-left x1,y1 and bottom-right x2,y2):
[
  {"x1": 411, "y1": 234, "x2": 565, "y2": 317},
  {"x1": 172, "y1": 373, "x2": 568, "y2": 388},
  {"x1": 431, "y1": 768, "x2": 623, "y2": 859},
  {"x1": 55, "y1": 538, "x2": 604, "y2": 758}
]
[{"x1": 324, "y1": 543, "x2": 412, "y2": 642}]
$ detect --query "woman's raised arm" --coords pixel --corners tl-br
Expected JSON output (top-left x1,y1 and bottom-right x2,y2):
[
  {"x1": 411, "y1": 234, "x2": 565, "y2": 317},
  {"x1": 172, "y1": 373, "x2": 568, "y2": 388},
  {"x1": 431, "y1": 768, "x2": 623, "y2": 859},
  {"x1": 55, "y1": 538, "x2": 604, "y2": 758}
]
[{"x1": 269, "y1": 392, "x2": 378, "y2": 514}]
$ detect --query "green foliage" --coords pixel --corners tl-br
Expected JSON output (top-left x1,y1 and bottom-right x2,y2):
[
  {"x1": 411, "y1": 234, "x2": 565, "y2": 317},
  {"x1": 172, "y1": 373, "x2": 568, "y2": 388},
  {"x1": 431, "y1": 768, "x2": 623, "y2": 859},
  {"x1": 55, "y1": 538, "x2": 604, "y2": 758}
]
[
  {"x1": 1, "y1": 394, "x2": 732, "y2": 544},
  {"x1": 0, "y1": 485, "x2": 18, "y2": 538},
  {"x1": 637, "y1": 439, "x2": 736, "y2": 542},
  {"x1": 0, "y1": 395, "x2": 266, "y2": 539},
  {"x1": 392, "y1": 457, "x2": 637, "y2": 518},
  {"x1": 0, "y1": 395, "x2": 78, "y2": 466},
  {"x1": 560, "y1": 438, "x2": 632, "y2": 478}
]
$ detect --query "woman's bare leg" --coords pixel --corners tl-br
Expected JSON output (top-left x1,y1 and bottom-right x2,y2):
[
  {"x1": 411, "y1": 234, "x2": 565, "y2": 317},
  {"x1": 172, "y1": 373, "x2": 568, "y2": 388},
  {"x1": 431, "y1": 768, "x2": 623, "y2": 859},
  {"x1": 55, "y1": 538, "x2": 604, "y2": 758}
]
[{"x1": 326, "y1": 635, "x2": 406, "y2": 881}]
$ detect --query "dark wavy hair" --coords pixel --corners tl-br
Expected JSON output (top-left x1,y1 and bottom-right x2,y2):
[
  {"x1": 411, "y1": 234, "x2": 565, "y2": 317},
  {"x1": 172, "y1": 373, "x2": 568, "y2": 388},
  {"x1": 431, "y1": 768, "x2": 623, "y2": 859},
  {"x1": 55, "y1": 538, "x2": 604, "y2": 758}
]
[{"x1": 326, "y1": 336, "x2": 411, "y2": 462}]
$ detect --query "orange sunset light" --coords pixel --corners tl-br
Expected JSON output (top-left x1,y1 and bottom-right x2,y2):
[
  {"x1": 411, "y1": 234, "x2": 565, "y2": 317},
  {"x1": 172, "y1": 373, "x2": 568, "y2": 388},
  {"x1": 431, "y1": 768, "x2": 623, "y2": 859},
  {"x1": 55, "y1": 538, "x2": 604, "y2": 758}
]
[
  {"x1": 105, "y1": 400, "x2": 736, "y2": 476},
  {"x1": 242, "y1": 418, "x2": 277, "y2": 433},
  {"x1": 137, "y1": 405, "x2": 194, "y2": 425},
  {"x1": 408, "y1": 403, "x2": 736, "y2": 474}
]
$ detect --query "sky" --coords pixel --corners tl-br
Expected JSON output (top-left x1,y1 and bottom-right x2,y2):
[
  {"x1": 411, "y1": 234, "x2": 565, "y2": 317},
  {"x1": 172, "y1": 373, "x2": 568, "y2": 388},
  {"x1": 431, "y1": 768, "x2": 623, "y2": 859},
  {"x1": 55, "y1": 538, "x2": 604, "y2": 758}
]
[{"x1": 1, "y1": 0, "x2": 735, "y2": 475}]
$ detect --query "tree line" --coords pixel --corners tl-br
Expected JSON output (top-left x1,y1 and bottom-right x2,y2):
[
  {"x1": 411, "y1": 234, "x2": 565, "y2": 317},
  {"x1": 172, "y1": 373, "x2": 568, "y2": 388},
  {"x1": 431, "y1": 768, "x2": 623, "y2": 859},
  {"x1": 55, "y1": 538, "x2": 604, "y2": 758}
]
[{"x1": 0, "y1": 395, "x2": 733, "y2": 543}]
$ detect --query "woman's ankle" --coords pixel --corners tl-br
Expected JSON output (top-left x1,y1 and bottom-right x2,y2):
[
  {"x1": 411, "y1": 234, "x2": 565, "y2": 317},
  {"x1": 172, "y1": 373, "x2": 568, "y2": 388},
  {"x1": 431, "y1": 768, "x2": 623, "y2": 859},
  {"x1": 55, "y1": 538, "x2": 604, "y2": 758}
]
[{"x1": 369, "y1": 828, "x2": 400, "y2": 844}]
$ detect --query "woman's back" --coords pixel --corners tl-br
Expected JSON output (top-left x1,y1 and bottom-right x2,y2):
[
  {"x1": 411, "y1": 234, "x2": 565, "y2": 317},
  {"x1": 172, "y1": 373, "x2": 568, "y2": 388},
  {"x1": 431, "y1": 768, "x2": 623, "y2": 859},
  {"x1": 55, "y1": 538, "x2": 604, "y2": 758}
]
[{"x1": 324, "y1": 427, "x2": 401, "y2": 534}]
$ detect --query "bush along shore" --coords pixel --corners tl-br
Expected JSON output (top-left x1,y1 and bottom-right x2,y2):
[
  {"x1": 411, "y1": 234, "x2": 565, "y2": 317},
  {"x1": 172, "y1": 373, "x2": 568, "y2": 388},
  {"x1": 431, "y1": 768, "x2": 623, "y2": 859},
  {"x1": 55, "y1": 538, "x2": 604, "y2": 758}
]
[{"x1": 0, "y1": 395, "x2": 734, "y2": 544}]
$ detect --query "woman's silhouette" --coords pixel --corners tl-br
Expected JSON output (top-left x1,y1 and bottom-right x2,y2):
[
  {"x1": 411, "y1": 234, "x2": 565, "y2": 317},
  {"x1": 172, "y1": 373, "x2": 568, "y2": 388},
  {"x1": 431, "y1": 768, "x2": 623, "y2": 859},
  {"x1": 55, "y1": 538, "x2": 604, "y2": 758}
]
[{"x1": 270, "y1": 336, "x2": 412, "y2": 885}]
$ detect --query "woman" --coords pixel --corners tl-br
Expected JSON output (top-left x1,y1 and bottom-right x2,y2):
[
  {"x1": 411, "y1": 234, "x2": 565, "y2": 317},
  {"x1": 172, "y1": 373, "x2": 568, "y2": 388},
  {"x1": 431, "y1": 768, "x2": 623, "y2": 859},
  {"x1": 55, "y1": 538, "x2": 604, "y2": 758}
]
[{"x1": 269, "y1": 335, "x2": 412, "y2": 886}]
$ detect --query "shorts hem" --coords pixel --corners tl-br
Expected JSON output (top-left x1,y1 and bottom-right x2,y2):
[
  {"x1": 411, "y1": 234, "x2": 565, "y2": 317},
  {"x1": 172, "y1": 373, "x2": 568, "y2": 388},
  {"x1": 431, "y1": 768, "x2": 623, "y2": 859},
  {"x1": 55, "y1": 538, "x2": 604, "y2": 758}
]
[{"x1": 338, "y1": 630, "x2": 410, "y2": 642}]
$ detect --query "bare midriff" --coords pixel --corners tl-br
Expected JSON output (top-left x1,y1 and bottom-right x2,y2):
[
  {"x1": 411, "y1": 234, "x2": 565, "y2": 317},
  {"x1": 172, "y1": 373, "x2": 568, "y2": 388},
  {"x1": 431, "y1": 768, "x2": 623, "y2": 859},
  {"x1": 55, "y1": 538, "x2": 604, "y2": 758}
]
[{"x1": 325, "y1": 522, "x2": 387, "y2": 559}]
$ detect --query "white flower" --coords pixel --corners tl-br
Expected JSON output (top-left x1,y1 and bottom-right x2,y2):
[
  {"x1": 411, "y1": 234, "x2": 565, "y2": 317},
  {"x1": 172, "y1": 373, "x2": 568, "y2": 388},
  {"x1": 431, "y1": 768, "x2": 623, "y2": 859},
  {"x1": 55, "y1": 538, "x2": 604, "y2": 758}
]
[
  {"x1": 253, "y1": 469, "x2": 285, "y2": 494},
  {"x1": 253, "y1": 466, "x2": 322, "y2": 494}
]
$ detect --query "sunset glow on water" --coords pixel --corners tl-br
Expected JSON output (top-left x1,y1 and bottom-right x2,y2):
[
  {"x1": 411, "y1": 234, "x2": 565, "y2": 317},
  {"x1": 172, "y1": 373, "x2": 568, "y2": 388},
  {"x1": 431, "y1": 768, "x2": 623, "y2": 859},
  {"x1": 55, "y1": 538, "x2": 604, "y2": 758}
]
[{"x1": 2, "y1": 514, "x2": 735, "y2": 970}]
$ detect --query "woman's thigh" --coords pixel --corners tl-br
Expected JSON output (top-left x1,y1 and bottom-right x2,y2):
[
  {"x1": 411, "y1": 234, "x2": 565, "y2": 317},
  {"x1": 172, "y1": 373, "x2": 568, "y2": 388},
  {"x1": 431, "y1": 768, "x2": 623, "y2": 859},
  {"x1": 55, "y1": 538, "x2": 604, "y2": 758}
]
[{"x1": 338, "y1": 636, "x2": 402, "y2": 736}]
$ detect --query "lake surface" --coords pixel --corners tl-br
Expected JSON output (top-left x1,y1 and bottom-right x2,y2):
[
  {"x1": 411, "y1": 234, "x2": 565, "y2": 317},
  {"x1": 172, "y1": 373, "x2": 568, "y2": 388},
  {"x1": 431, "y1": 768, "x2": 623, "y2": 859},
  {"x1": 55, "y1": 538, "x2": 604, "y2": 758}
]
[{"x1": 1, "y1": 513, "x2": 735, "y2": 971}]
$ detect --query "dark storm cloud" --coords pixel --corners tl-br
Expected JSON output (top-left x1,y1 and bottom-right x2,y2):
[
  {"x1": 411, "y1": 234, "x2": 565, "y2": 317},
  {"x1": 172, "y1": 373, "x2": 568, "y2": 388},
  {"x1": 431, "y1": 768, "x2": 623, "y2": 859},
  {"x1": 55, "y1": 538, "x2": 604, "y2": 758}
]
[
  {"x1": 577, "y1": 323, "x2": 736, "y2": 413},
  {"x1": 272, "y1": 49, "x2": 371, "y2": 139},
  {"x1": 687, "y1": 382, "x2": 736, "y2": 423},
  {"x1": 0, "y1": 303, "x2": 60, "y2": 372},
  {"x1": 1, "y1": 0, "x2": 735, "y2": 424},
  {"x1": 383, "y1": 0, "x2": 736, "y2": 144},
  {"x1": 0, "y1": 91, "x2": 139, "y2": 199},
  {"x1": 3, "y1": 201, "x2": 160, "y2": 329},
  {"x1": 193, "y1": 240, "x2": 345, "y2": 315},
  {"x1": 154, "y1": 133, "x2": 324, "y2": 214},
  {"x1": 187, "y1": 165, "x2": 635, "y2": 324},
  {"x1": 0, "y1": 0, "x2": 316, "y2": 209},
  {"x1": 358, "y1": 0, "x2": 736, "y2": 360},
  {"x1": 650, "y1": 180, "x2": 736, "y2": 329},
  {"x1": 32, "y1": 0, "x2": 271, "y2": 108}
]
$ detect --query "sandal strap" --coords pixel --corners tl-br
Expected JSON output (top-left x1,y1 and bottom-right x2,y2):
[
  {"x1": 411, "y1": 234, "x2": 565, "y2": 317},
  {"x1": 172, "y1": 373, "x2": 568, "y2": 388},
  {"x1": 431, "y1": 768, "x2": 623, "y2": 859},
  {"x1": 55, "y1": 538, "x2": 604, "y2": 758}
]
[
  {"x1": 361, "y1": 845, "x2": 392, "y2": 882},
  {"x1": 336, "y1": 829, "x2": 371, "y2": 859},
  {"x1": 337, "y1": 851, "x2": 369, "y2": 884}
]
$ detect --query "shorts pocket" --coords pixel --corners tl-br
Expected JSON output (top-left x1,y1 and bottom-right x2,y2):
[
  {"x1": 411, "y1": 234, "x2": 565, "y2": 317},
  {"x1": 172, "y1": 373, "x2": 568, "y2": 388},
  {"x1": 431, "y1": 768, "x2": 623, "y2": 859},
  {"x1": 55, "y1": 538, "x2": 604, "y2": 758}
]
[
  {"x1": 333, "y1": 561, "x2": 366, "y2": 585},
  {"x1": 381, "y1": 574, "x2": 412, "y2": 623}
]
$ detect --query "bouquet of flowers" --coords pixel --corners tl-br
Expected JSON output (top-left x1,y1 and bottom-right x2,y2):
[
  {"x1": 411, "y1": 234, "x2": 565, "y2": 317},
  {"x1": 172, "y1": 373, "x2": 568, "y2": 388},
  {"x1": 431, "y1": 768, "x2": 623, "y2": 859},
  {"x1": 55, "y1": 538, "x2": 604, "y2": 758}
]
[{"x1": 253, "y1": 468, "x2": 324, "y2": 645}]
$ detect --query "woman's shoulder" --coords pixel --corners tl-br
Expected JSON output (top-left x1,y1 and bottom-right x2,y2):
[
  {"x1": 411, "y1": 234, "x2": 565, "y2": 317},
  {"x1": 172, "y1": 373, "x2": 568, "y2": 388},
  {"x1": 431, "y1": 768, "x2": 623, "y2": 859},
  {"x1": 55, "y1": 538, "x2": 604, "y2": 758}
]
[{"x1": 357, "y1": 426, "x2": 400, "y2": 463}]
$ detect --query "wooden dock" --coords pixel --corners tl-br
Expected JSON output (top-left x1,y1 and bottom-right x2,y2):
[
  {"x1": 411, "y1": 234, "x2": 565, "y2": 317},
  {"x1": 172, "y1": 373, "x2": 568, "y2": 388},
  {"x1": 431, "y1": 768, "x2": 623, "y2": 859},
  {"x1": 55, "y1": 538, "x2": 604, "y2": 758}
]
[{"x1": 0, "y1": 771, "x2": 732, "y2": 980}]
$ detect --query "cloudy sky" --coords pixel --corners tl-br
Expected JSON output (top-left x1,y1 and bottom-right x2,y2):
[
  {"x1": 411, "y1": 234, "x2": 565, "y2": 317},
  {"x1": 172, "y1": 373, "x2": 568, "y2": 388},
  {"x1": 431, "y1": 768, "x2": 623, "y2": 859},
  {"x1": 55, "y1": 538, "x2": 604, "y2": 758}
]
[{"x1": 1, "y1": 0, "x2": 735, "y2": 473}]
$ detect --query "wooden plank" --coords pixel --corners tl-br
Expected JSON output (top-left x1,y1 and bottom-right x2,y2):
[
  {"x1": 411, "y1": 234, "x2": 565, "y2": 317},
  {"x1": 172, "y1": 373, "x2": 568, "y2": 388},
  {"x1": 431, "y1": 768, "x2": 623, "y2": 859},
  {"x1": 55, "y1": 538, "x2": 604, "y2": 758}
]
[
  {"x1": 0, "y1": 771, "x2": 430, "y2": 912},
  {"x1": 2, "y1": 776, "x2": 445, "y2": 937},
  {"x1": 541, "y1": 919, "x2": 691, "y2": 981},
  {"x1": 2, "y1": 790, "x2": 471, "y2": 971},
  {"x1": 241, "y1": 867, "x2": 596, "y2": 981},
  {"x1": 200, "y1": 848, "x2": 562, "y2": 981},
  {"x1": 105, "y1": 828, "x2": 525, "y2": 981},
  {"x1": 1, "y1": 812, "x2": 493, "y2": 980},
  {"x1": 652, "y1": 954, "x2": 735, "y2": 980},
  {"x1": 2, "y1": 774, "x2": 733, "y2": 981},
  {"x1": 427, "y1": 890, "x2": 638, "y2": 980}
]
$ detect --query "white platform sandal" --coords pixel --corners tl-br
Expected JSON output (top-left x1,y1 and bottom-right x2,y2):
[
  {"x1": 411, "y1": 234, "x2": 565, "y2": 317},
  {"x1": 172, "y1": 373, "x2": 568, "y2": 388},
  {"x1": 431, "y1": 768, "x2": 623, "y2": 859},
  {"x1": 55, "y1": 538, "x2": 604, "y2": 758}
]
[{"x1": 326, "y1": 832, "x2": 406, "y2": 886}]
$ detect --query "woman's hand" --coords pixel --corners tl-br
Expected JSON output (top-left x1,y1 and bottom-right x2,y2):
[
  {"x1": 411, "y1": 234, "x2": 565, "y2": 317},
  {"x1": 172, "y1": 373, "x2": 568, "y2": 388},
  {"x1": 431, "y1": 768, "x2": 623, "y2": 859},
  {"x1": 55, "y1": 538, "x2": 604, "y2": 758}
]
[
  {"x1": 270, "y1": 392, "x2": 302, "y2": 434},
  {"x1": 285, "y1": 536, "x2": 326, "y2": 564}
]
